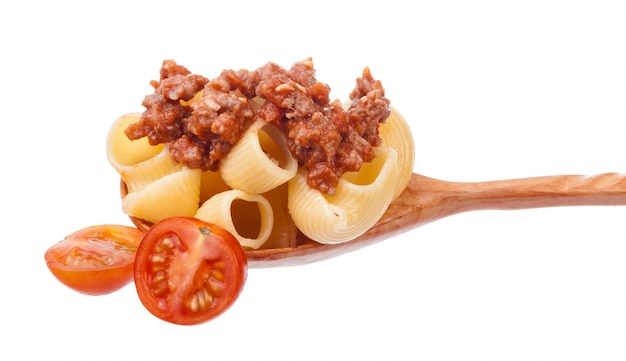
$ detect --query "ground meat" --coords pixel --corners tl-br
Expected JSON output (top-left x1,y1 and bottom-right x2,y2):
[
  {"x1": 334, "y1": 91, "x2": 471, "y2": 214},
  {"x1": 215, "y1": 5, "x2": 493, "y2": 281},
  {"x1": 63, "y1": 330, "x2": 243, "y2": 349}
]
[
  {"x1": 347, "y1": 67, "x2": 390, "y2": 146},
  {"x1": 124, "y1": 60, "x2": 208, "y2": 145},
  {"x1": 174, "y1": 87, "x2": 256, "y2": 170},
  {"x1": 124, "y1": 58, "x2": 391, "y2": 195}
]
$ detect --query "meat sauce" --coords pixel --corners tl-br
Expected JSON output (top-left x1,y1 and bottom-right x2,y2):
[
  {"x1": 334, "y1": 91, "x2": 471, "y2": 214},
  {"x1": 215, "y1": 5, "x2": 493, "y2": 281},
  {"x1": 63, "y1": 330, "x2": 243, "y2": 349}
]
[{"x1": 125, "y1": 58, "x2": 390, "y2": 195}]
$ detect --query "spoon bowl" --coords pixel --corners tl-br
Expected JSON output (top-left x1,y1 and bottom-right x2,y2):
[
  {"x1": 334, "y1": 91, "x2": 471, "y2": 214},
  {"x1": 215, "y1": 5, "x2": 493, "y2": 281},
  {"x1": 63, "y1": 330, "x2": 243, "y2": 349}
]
[{"x1": 122, "y1": 171, "x2": 626, "y2": 268}]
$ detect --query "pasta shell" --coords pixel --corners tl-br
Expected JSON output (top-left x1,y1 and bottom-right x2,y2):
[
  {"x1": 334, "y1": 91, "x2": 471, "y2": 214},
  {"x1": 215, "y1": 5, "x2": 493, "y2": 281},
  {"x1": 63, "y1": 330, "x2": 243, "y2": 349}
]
[
  {"x1": 122, "y1": 168, "x2": 202, "y2": 224},
  {"x1": 107, "y1": 113, "x2": 184, "y2": 194},
  {"x1": 220, "y1": 120, "x2": 298, "y2": 195},
  {"x1": 121, "y1": 147, "x2": 185, "y2": 194},
  {"x1": 195, "y1": 190, "x2": 274, "y2": 250},
  {"x1": 379, "y1": 106, "x2": 415, "y2": 199},
  {"x1": 106, "y1": 112, "x2": 164, "y2": 173},
  {"x1": 288, "y1": 146, "x2": 399, "y2": 244}
]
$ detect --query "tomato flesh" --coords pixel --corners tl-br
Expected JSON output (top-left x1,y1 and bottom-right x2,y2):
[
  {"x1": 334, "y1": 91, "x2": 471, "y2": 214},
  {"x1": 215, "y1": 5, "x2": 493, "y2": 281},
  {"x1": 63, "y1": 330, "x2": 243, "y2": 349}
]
[
  {"x1": 45, "y1": 225, "x2": 143, "y2": 295},
  {"x1": 134, "y1": 217, "x2": 247, "y2": 325}
]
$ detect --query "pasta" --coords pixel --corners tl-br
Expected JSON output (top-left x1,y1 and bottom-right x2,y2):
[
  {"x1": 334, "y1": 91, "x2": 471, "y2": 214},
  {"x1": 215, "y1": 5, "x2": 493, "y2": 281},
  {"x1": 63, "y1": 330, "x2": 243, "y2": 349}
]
[
  {"x1": 121, "y1": 148, "x2": 187, "y2": 194},
  {"x1": 107, "y1": 60, "x2": 416, "y2": 250},
  {"x1": 108, "y1": 107, "x2": 414, "y2": 248},
  {"x1": 378, "y1": 107, "x2": 415, "y2": 199},
  {"x1": 108, "y1": 112, "x2": 202, "y2": 223},
  {"x1": 107, "y1": 113, "x2": 164, "y2": 173},
  {"x1": 287, "y1": 146, "x2": 399, "y2": 244},
  {"x1": 219, "y1": 119, "x2": 298, "y2": 195},
  {"x1": 195, "y1": 190, "x2": 274, "y2": 249},
  {"x1": 122, "y1": 167, "x2": 202, "y2": 224},
  {"x1": 107, "y1": 113, "x2": 186, "y2": 194}
]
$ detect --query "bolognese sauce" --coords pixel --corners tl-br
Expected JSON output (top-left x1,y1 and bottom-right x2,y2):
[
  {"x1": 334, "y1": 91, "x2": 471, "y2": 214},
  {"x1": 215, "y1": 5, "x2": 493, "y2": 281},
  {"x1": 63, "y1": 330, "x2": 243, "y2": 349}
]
[{"x1": 124, "y1": 58, "x2": 391, "y2": 195}]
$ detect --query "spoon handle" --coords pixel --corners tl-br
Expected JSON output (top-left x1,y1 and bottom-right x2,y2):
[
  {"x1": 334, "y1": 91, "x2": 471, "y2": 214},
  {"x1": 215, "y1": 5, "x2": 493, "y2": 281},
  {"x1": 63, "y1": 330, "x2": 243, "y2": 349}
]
[
  {"x1": 381, "y1": 172, "x2": 626, "y2": 232},
  {"x1": 247, "y1": 172, "x2": 626, "y2": 267}
]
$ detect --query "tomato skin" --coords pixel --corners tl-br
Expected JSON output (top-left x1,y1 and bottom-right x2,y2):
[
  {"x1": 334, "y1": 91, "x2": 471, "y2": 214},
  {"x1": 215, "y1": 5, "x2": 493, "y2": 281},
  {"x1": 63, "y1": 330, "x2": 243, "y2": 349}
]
[
  {"x1": 134, "y1": 217, "x2": 247, "y2": 325},
  {"x1": 45, "y1": 225, "x2": 144, "y2": 295}
]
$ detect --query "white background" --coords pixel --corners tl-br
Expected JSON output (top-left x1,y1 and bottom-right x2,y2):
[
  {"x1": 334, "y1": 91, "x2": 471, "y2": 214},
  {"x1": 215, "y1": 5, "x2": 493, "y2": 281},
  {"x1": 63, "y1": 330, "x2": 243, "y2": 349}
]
[{"x1": 2, "y1": 0, "x2": 626, "y2": 360}]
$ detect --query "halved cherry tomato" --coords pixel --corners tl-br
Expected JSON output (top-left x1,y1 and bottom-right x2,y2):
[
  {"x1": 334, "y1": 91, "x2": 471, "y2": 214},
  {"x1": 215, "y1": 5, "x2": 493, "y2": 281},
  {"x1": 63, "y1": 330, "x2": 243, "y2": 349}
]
[
  {"x1": 133, "y1": 217, "x2": 247, "y2": 325},
  {"x1": 45, "y1": 225, "x2": 144, "y2": 295}
]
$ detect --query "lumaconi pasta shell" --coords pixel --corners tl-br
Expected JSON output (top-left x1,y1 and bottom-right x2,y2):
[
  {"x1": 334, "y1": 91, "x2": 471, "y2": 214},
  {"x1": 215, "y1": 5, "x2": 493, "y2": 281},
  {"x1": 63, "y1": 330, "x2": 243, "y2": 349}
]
[
  {"x1": 106, "y1": 112, "x2": 164, "y2": 173},
  {"x1": 379, "y1": 106, "x2": 415, "y2": 199},
  {"x1": 219, "y1": 120, "x2": 298, "y2": 195},
  {"x1": 195, "y1": 190, "x2": 275, "y2": 250},
  {"x1": 121, "y1": 147, "x2": 186, "y2": 194},
  {"x1": 107, "y1": 113, "x2": 182, "y2": 194},
  {"x1": 122, "y1": 168, "x2": 202, "y2": 224},
  {"x1": 288, "y1": 146, "x2": 399, "y2": 244}
]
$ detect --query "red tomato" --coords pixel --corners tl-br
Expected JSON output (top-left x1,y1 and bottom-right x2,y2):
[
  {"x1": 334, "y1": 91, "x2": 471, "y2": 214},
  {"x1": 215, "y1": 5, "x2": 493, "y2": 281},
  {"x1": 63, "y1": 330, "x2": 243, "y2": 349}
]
[
  {"x1": 133, "y1": 217, "x2": 247, "y2": 325},
  {"x1": 45, "y1": 225, "x2": 144, "y2": 295}
]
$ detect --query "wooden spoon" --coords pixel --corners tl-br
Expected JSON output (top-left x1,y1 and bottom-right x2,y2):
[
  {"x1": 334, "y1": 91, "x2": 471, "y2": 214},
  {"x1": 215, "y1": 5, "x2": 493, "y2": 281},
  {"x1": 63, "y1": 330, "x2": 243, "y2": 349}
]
[{"x1": 122, "y1": 172, "x2": 626, "y2": 268}]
